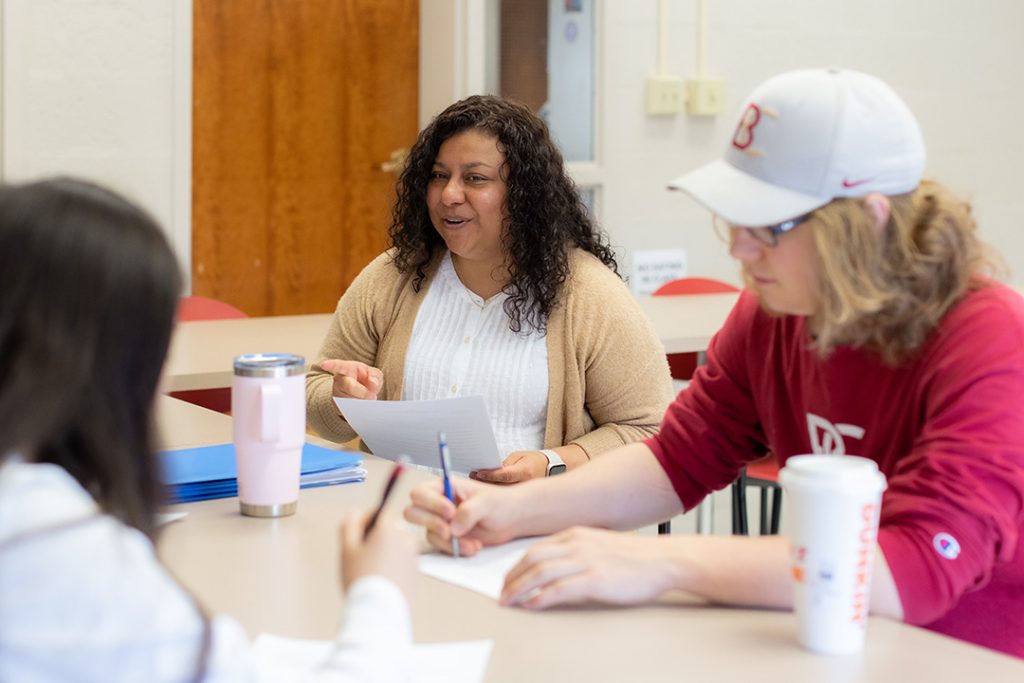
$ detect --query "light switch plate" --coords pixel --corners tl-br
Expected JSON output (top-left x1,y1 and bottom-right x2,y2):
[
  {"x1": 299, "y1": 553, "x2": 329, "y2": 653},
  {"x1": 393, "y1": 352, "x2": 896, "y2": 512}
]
[
  {"x1": 646, "y1": 76, "x2": 687, "y2": 115},
  {"x1": 687, "y1": 78, "x2": 725, "y2": 116}
]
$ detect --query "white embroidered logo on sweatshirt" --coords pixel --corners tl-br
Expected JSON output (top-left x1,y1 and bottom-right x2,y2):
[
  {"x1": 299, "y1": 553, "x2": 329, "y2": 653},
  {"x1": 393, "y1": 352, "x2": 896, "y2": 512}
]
[
  {"x1": 806, "y1": 413, "x2": 866, "y2": 455},
  {"x1": 932, "y1": 532, "x2": 961, "y2": 560}
]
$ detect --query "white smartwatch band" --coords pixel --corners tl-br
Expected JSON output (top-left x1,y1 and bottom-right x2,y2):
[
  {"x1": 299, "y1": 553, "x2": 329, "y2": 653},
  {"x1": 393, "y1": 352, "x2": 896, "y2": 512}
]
[{"x1": 540, "y1": 449, "x2": 567, "y2": 476}]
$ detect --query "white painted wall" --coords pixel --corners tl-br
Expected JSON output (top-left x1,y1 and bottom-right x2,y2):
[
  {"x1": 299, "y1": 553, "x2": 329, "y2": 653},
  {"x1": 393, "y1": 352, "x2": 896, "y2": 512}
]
[
  {"x1": 2, "y1": 0, "x2": 1022, "y2": 294},
  {"x1": 599, "y1": 1, "x2": 1024, "y2": 288},
  {"x1": 0, "y1": 0, "x2": 192, "y2": 266},
  {"x1": 419, "y1": 0, "x2": 500, "y2": 128}
]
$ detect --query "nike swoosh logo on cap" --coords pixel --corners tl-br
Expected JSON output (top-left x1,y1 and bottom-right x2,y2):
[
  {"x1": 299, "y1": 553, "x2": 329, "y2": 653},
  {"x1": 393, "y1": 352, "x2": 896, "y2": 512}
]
[{"x1": 842, "y1": 177, "x2": 874, "y2": 188}]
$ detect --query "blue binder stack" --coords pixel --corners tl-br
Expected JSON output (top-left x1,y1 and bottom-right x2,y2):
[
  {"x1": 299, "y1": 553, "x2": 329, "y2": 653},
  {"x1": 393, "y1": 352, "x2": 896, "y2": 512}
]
[{"x1": 159, "y1": 442, "x2": 365, "y2": 503}]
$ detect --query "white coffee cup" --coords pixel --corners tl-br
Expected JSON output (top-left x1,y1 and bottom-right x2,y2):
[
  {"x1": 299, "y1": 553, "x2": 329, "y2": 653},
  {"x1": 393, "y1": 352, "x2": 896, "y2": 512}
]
[
  {"x1": 778, "y1": 455, "x2": 887, "y2": 655},
  {"x1": 232, "y1": 353, "x2": 306, "y2": 518}
]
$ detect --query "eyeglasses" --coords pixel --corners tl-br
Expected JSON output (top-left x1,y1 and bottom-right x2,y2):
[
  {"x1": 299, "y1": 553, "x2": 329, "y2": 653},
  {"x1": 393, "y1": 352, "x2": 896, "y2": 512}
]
[{"x1": 712, "y1": 213, "x2": 813, "y2": 248}]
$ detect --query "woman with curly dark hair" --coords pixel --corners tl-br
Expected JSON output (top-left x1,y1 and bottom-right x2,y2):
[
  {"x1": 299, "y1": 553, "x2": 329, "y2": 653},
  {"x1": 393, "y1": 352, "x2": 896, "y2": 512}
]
[{"x1": 307, "y1": 95, "x2": 673, "y2": 482}]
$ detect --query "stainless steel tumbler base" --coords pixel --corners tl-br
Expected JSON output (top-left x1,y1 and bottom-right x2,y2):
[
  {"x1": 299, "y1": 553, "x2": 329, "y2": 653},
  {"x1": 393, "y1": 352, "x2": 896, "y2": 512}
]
[{"x1": 240, "y1": 500, "x2": 297, "y2": 518}]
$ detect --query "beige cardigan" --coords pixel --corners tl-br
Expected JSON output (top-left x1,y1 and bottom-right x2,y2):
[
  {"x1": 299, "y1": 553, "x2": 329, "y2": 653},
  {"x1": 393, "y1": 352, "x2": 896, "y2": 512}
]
[{"x1": 306, "y1": 249, "x2": 674, "y2": 458}]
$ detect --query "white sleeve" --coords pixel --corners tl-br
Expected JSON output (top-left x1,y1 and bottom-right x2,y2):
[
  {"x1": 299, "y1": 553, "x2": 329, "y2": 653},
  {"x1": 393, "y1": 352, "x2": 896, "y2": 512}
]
[
  {"x1": 310, "y1": 576, "x2": 413, "y2": 683},
  {"x1": 204, "y1": 575, "x2": 413, "y2": 683}
]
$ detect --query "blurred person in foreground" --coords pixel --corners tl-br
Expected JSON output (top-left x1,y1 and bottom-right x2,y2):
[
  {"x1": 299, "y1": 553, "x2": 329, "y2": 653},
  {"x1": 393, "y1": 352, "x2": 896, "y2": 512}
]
[{"x1": 0, "y1": 178, "x2": 419, "y2": 681}]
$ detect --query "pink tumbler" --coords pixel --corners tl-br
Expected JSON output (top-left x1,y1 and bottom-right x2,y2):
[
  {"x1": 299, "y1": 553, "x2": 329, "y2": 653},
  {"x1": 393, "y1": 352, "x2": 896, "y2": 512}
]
[{"x1": 232, "y1": 353, "x2": 306, "y2": 517}]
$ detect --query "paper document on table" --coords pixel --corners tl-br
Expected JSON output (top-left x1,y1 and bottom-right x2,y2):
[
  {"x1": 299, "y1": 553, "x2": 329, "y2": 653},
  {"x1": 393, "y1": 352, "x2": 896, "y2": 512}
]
[
  {"x1": 334, "y1": 396, "x2": 502, "y2": 474},
  {"x1": 156, "y1": 512, "x2": 188, "y2": 526},
  {"x1": 252, "y1": 633, "x2": 493, "y2": 683},
  {"x1": 418, "y1": 537, "x2": 541, "y2": 600}
]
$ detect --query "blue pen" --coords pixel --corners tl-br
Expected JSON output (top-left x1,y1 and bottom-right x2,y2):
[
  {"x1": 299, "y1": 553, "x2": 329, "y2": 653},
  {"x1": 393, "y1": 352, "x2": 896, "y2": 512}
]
[{"x1": 437, "y1": 431, "x2": 460, "y2": 558}]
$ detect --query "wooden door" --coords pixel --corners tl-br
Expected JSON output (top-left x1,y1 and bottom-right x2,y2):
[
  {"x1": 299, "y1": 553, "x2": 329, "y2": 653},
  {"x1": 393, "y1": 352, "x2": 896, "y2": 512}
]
[{"x1": 192, "y1": 0, "x2": 419, "y2": 316}]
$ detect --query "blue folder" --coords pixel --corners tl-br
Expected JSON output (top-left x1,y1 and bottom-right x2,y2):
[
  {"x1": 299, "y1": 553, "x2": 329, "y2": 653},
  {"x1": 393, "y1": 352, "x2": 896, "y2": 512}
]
[{"x1": 159, "y1": 442, "x2": 364, "y2": 503}]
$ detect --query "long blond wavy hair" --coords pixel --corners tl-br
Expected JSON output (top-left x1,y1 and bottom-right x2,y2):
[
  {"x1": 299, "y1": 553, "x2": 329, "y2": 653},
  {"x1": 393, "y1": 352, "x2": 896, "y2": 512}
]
[{"x1": 805, "y1": 179, "x2": 1004, "y2": 364}]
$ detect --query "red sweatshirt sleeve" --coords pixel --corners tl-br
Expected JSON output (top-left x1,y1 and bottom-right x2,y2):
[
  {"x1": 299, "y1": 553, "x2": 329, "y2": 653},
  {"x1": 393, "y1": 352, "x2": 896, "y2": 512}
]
[{"x1": 646, "y1": 292, "x2": 769, "y2": 510}]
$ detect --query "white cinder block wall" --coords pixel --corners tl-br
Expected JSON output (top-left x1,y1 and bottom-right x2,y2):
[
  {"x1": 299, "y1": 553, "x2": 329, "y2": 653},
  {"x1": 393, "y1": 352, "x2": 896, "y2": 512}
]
[
  {"x1": 600, "y1": 1, "x2": 1024, "y2": 289},
  {"x1": 3, "y1": 1, "x2": 1022, "y2": 287},
  {"x1": 0, "y1": 0, "x2": 191, "y2": 264}
]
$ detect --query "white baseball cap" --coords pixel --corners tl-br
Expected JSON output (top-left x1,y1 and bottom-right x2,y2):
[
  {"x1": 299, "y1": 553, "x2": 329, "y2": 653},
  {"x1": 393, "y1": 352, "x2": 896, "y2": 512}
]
[{"x1": 668, "y1": 68, "x2": 926, "y2": 227}]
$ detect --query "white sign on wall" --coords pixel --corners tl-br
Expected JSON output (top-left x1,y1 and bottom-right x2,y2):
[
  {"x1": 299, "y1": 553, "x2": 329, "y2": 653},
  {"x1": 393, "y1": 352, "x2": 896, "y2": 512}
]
[{"x1": 631, "y1": 249, "x2": 687, "y2": 296}]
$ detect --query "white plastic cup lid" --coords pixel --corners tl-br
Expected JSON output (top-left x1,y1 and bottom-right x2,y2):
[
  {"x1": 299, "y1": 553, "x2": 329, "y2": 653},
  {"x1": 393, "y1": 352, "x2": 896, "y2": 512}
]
[{"x1": 779, "y1": 454, "x2": 887, "y2": 495}]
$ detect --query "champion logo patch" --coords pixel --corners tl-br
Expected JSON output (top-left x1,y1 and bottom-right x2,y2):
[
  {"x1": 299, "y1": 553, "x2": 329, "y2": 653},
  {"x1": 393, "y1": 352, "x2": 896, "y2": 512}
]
[{"x1": 932, "y1": 532, "x2": 961, "y2": 560}]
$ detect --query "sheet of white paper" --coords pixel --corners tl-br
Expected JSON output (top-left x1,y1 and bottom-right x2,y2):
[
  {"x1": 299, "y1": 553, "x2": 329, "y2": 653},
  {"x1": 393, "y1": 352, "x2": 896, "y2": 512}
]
[
  {"x1": 418, "y1": 537, "x2": 541, "y2": 600},
  {"x1": 334, "y1": 396, "x2": 501, "y2": 474},
  {"x1": 156, "y1": 511, "x2": 188, "y2": 526},
  {"x1": 252, "y1": 633, "x2": 493, "y2": 683}
]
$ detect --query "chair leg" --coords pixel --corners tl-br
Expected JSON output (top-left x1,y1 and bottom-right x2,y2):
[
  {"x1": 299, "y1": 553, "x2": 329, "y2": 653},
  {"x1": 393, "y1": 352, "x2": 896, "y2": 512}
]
[
  {"x1": 732, "y1": 472, "x2": 749, "y2": 535},
  {"x1": 770, "y1": 487, "x2": 783, "y2": 535},
  {"x1": 759, "y1": 486, "x2": 770, "y2": 535},
  {"x1": 731, "y1": 482, "x2": 741, "y2": 534},
  {"x1": 695, "y1": 497, "x2": 713, "y2": 534},
  {"x1": 657, "y1": 521, "x2": 671, "y2": 535}
]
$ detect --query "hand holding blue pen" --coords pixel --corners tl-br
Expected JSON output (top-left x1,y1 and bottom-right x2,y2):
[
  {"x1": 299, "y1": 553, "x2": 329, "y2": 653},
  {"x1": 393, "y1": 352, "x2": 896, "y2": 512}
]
[{"x1": 437, "y1": 432, "x2": 461, "y2": 558}]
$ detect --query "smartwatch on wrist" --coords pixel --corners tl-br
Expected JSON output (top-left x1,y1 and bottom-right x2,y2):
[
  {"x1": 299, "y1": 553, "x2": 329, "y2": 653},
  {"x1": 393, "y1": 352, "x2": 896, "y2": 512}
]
[{"x1": 540, "y1": 449, "x2": 567, "y2": 476}]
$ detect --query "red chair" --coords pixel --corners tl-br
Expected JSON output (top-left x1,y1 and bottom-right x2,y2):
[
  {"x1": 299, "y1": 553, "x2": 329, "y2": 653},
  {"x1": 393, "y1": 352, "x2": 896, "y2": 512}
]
[
  {"x1": 167, "y1": 295, "x2": 247, "y2": 413},
  {"x1": 652, "y1": 277, "x2": 781, "y2": 536},
  {"x1": 653, "y1": 277, "x2": 740, "y2": 381},
  {"x1": 177, "y1": 295, "x2": 248, "y2": 322},
  {"x1": 733, "y1": 454, "x2": 782, "y2": 535}
]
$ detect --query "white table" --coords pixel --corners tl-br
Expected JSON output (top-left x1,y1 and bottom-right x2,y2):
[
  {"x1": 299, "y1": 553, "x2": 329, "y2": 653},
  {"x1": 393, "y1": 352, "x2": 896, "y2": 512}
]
[
  {"x1": 164, "y1": 313, "x2": 331, "y2": 391},
  {"x1": 155, "y1": 397, "x2": 1024, "y2": 681},
  {"x1": 164, "y1": 293, "x2": 740, "y2": 392}
]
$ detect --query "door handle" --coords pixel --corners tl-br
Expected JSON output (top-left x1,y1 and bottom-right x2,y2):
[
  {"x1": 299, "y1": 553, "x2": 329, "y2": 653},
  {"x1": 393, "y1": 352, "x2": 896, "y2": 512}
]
[{"x1": 378, "y1": 147, "x2": 409, "y2": 174}]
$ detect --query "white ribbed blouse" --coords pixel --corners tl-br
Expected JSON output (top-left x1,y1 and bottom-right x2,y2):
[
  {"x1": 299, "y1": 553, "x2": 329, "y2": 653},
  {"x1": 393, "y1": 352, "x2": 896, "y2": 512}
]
[{"x1": 402, "y1": 253, "x2": 549, "y2": 458}]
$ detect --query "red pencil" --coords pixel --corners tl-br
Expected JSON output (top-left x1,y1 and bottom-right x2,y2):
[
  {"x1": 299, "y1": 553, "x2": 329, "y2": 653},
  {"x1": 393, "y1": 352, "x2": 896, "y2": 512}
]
[{"x1": 363, "y1": 460, "x2": 405, "y2": 538}]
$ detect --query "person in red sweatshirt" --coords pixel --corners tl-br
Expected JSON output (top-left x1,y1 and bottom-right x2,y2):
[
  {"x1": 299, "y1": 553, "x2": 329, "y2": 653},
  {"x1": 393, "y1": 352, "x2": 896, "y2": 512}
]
[{"x1": 404, "y1": 68, "x2": 1024, "y2": 658}]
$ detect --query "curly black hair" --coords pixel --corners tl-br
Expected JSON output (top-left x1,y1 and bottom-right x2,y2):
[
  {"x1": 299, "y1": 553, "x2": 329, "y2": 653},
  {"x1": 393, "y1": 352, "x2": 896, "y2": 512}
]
[{"x1": 388, "y1": 95, "x2": 618, "y2": 333}]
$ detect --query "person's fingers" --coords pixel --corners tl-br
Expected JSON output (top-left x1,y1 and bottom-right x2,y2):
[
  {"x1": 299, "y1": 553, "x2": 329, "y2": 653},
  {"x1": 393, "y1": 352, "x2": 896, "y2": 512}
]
[
  {"x1": 449, "y1": 477, "x2": 482, "y2": 502},
  {"x1": 340, "y1": 509, "x2": 372, "y2": 557},
  {"x1": 366, "y1": 367, "x2": 383, "y2": 391},
  {"x1": 407, "y1": 482, "x2": 456, "y2": 518},
  {"x1": 518, "y1": 572, "x2": 596, "y2": 610},
  {"x1": 449, "y1": 487, "x2": 500, "y2": 536},
  {"x1": 457, "y1": 536, "x2": 485, "y2": 555},
  {"x1": 480, "y1": 452, "x2": 530, "y2": 482},
  {"x1": 404, "y1": 482, "x2": 459, "y2": 540},
  {"x1": 403, "y1": 503, "x2": 453, "y2": 540},
  {"x1": 348, "y1": 508, "x2": 373, "y2": 533},
  {"x1": 335, "y1": 376, "x2": 372, "y2": 400},
  {"x1": 354, "y1": 365, "x2": 383, "y2": 399},
  {"x1": 320, "y1": 358, "x2": 353, "y2": 375},
  {"x1": 469, "y1": 467, "x2": 500, "y2": 482},
  {"x1": 408, "y1": 477, "x2": 499, "y2": 548},
  {"x1": 501, "y1": 554, "x2": 586, "y2": 607},
  {"x1": 502, "y1": 539, "x2": 571, "y2": 587},
  {"x1": 424, "y1": 529, "x2": 448, "y2": 552},
  {"x1": 470, "y1": 465, "x2": 521, "y2": 484},
  {"x1": 424, "y1": 529, "x2": 477, "y2": 556},
  {"x1": 501, "y1": 452, "x2": 525, "y2": 467},
  {"x1": 321, "y1": 360, "x2": 383, "y2": 399}
]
